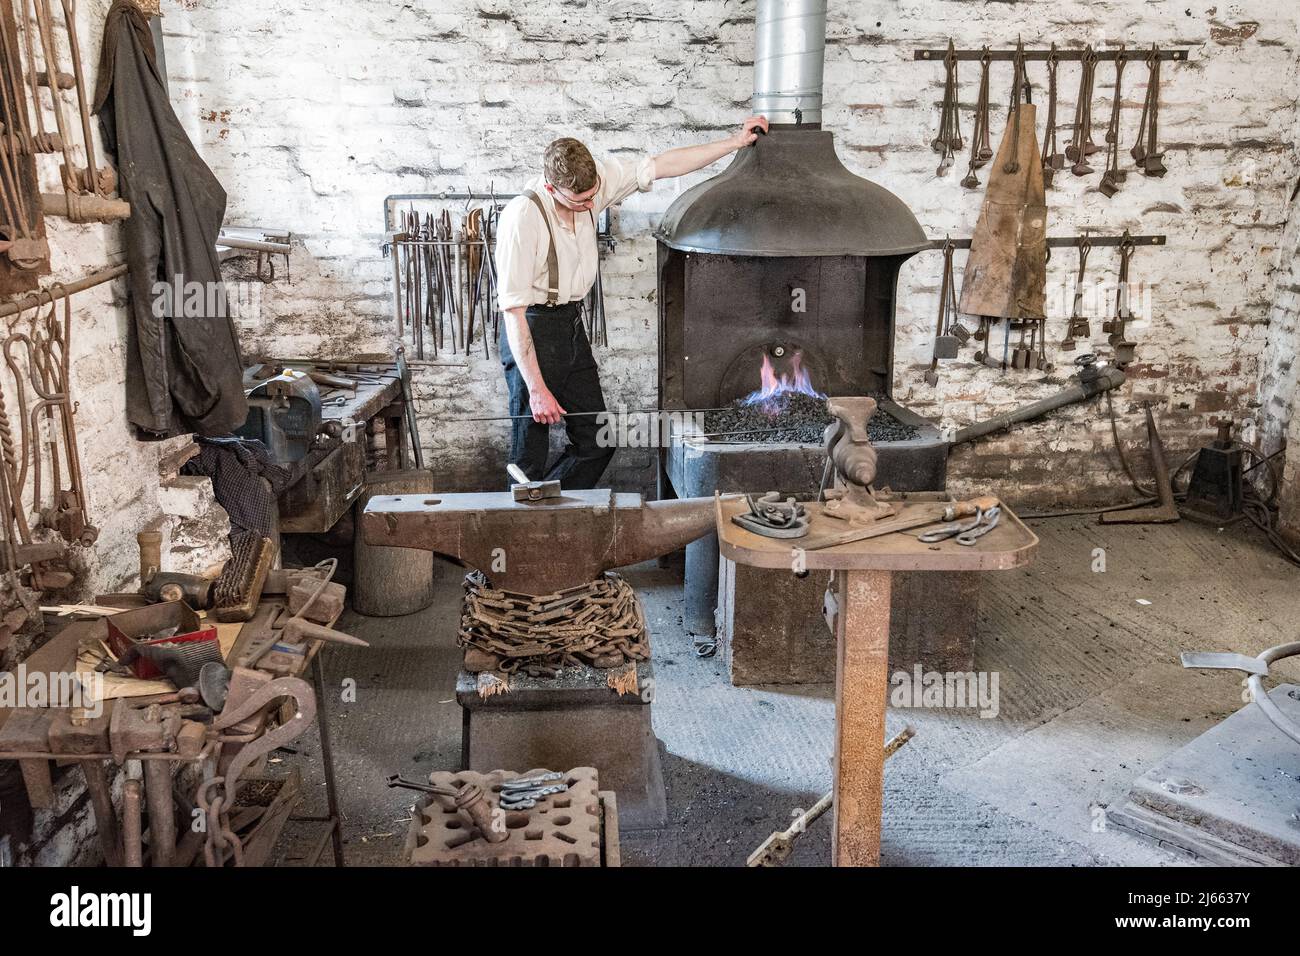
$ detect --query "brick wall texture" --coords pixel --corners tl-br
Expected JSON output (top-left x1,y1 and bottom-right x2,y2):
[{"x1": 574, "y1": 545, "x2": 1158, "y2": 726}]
[{"x1": 162, "y1": 0, "x2": 1300, "y2": 510}]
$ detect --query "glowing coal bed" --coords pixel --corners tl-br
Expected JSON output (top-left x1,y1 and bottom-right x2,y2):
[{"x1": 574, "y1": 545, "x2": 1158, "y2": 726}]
[
  {"x1": 702, "y1": 392, "x2": 918, "y2": 443},
  {"x1": 700, "y1": 354, "x2": 919, "y2": 444}
]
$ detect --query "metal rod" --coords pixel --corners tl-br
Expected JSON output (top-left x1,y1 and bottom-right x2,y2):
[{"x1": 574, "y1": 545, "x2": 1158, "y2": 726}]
[
  {"x1": 448, "y1": 406, "x2": 732, "y2": 423},
  {"x1": 927, "y1": 234, "x2": 1165, "y2": 251},
  {"x1": 916, "y1": 48, "x2": 1188, "y2": 62},
  {"x1": 311, "y1": 653, "x2": 345, "y2": 867},
  {"x1": 217, "y1": 234, "x2": 291, "y2": 255},
  {"x1": 0, "y1": 263, "x2": 126, "y2": 317}
]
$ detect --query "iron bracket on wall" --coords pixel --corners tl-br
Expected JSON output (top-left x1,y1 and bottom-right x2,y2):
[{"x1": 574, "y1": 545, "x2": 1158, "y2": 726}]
[
  {"x1": 925, "y1": 234, "x2": 1165, "y2": 251},
  {"x1": 914, "y1": 48, "x2": 1189, "y2": 62},
  {"x1": 381, "y1": 192, "x2": 615, "y2": 254}
]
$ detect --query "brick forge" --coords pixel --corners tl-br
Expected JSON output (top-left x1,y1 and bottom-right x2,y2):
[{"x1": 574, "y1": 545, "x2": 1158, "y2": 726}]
[{"x1": 404, "y1": 767, "x2": 618, "y2": 867}]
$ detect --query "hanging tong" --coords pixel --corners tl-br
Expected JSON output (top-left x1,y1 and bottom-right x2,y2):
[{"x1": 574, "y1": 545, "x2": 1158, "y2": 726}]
[
  {"x1": 925, "y1": 238, "x2": 961, "y2": 386},
  {"x1": 1131, "y1": 44, "x2": 1166, "y2": 177},
  {"x1": 1003, "y1": 39, "x2": 1029, "y2": 175},
  {"x1": 30, "y1": 0, "x2": 129, "y2": 222},
  {"x1": 1099, "y1": 46, "x2": 1128, "y2": 197},
  {"x1": 1102, "y1": 232, "x2": 1139, "y2": 365},
  {"x1": 961, "y1": 46, "x2": 993, "y2": 189},
  {"x1": 1066, "y1": 45, "x2": 1099, "y2": 176},
  {"x1": 1040, "y1": 43, "x2": 1064, "y2": 187},
  {"x1": 933, "y1": 39, "x2": 962, "y2": 176},
  {"x1": 1062, "y1": 234, "x2": 1092, "y2": 350}
]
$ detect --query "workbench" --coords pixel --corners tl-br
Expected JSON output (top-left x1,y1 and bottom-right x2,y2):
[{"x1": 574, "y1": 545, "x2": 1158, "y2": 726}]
[
  {"x1": 0, "y1": 597, "x2": 346, "y2": 867},
  {"x1": 716, "y1": 493, "x2": 1038, "y2": 866},
  {"x1": 273, "y1": 361, "x2": 408, "y2": 534}
]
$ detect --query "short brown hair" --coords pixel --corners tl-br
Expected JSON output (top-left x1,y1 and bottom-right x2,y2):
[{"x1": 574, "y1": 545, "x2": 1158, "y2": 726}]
[{"x1": 543, "y1": 138, "x2": 598, "y2": 193}]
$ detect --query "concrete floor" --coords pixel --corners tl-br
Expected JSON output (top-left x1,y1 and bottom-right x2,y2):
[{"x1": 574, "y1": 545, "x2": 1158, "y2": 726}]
[{"x1": 274, "y1": 516, "x2": 1300, "y2": 866}]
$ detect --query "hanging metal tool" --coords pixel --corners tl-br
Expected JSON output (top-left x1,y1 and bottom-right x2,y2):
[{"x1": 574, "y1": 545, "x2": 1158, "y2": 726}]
[
  {"x1": 1061, "y1": 234, "x2": 1092, "y2": 350},
  {"x1": 1131, "y1": 44, "x2": 1166, "y2": 177},
  {"x1": 1040, "y1": 43, "x2": 1064, "y2": 188},
  {"x1": 1099, "y1": 46, "x2": 1128, "y2": 197},
  {"x1": 1066, "y1": 45, "x2": 1099, "y2": 177},
  {"x1": 1002, "y1": 39, "x2": 1029, "y2": 175},
  {"x1": 1101, "y1": 232, "x2": 1138, "y2": 365},
  {"x1": 30, "y1": 0, "x2": 128, "y2": 222},
  {"x1": 961, "y1": 46, "x2": 992, "y2": 189},
  {"x1": 933, "y1": 39, "x2": 962, "y2": 177},
  {"x1": 924, "y1": 237, "x2": 961, "y2": 386}
]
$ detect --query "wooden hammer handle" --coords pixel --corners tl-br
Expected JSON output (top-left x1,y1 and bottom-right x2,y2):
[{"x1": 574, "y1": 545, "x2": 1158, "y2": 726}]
[{"x1": 944, "y1": 496, "x2": 1000, "y2": 520}]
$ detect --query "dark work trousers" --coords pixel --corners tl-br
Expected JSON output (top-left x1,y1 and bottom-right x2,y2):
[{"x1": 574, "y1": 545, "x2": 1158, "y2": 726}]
[{"x1": 500, "y1": 301, "x2": 614, "y2": 490}]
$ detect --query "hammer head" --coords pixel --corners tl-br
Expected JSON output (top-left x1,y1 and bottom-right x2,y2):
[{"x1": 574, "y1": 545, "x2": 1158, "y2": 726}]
[{"x1": 511, "y1": 479, "x2": 562, "y2": 502}]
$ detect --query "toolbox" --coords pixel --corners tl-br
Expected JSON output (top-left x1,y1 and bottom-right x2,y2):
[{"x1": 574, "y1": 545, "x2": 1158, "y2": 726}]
[{"x1": 105, "y1": 600, "x2": 219, "y2": 680}]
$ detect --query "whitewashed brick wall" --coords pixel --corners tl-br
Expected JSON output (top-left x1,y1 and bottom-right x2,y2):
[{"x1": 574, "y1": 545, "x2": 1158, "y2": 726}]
[
  {"x1": 164, "y1": 0, "x2": 1300, "y2": 506},
  {"x1": 1266, "y1": 183, "x2": 1300, "y2": 533},
  {"x1": 24, "y1": 0, "x2": 227, "y2": 600}
]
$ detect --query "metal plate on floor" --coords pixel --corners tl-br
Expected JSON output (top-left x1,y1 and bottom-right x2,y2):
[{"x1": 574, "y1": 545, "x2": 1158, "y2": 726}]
[{"x1": 1108, "y1": 683, "x2": 1300, "y2": 866}]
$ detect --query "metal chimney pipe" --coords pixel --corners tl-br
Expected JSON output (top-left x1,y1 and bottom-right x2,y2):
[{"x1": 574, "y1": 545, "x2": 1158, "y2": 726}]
[{"x1": 752, "y1": 0, "x2": 827, "y2": 126}]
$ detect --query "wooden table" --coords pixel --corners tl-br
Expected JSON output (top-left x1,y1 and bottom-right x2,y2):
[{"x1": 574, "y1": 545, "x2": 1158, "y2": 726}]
[{"x1": 716, "y1": 494, "x2": 1038, "y2": 866}]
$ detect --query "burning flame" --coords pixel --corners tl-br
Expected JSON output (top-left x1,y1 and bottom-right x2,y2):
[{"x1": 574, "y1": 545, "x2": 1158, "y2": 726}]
[{"x1": 742, "y1": 352, "x2": 825, "y2": 412}]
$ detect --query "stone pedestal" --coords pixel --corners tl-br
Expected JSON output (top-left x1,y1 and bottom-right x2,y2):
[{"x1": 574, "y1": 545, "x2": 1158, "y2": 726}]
[
  {"x1": 457, "y1": 660, "x2": 665, "y2": 830},
  {"x1": 718, "y1": 560, "x2": 980, "y2": 685}
]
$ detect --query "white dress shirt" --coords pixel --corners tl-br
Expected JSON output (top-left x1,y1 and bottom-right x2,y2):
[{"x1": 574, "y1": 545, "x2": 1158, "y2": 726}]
[{"x1": 495, "y1": 155, "x2": 655, "y2": 311}]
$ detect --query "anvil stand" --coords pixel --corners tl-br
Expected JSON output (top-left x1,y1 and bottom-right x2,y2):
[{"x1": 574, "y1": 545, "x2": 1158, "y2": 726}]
[
  {"x1": 717, "y1": 398, "x2": 1038, "y2": 865},
  {"x1": 360, "y1": 487, "x2": 723, "y2": 831}
]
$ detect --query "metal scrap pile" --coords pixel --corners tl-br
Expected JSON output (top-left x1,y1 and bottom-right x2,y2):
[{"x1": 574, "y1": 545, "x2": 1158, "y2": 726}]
[
  {"x1": 703, "y1": 392, "x2": 920, "y2": 444},
  {"x1": 458, "y1": 570, "x2": 649, "y2": 677}
]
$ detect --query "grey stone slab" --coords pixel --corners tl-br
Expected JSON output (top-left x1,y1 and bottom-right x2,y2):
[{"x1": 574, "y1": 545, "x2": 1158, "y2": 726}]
[{"x1": 1109, "y1": 683, "x2": 1300, "y2": 866}]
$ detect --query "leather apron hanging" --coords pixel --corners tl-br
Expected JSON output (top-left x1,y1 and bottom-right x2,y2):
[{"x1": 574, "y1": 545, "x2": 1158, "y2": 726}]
[{"x1": 959, "y1": 103, "x2": 1048, "y2": 320}]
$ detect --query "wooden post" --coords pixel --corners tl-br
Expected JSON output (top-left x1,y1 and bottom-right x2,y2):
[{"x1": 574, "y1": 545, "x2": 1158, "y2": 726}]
[{"x1": 831, "y1": 569, "x2": 892, "y2": 867}]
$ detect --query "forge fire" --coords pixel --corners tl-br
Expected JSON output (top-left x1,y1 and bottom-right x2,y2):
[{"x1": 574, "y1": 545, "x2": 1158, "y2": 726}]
[{"x1": 703, "y1": 352, "x2": 920, "y2": 443}]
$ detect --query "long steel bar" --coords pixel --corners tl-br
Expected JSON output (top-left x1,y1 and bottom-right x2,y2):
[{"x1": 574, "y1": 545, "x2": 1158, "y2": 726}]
[
  {"x1": 0, "y1": 262, "x2": 126, "y2": 317},
  {"x1": 927, "y1": 234, "x2": 1165, "y2": 251},
  {"x1": 915, "y1": 48, "x2": 1188, "y2": 62},
  {"x1": 449, "y1": 406, "x2": 732, "y2": 423}
]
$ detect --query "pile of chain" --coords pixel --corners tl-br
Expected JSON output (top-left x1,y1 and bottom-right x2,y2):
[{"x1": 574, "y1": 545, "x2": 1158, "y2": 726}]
[{"x1": 458, "y1": 570, "x2": 648, "y2": 677}]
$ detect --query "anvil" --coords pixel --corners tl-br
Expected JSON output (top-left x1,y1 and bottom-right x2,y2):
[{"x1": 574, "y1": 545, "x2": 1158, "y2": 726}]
[{"x1": 360, "y1": 490, "x2": 722, "y2": 594}]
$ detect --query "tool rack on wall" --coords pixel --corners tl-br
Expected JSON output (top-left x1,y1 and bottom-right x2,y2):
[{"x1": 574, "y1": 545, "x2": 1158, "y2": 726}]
[
  {"x1": 919, "y1": 231, "x2": 1167, "y2": 379},
  {"x1": 917, "y1": 41, "x2": 1191, "y2": 192},
  {"x1": 381, "y1": 191, "x2": 616, "y2": 361}
]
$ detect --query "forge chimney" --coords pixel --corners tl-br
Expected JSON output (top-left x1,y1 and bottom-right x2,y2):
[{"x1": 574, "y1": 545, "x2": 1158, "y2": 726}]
[
  {"x1": 753, "y1": 0, "x2": 827, "y2": 127},
  {"x1": 655, "y1": 1, "x2": 925, "y2": 257}
]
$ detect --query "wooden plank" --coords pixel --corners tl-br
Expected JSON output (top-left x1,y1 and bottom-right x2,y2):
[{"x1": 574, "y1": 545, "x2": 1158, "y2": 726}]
[{"x1": 0, "y1": 620, "x2": 93, "y2": 736}]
